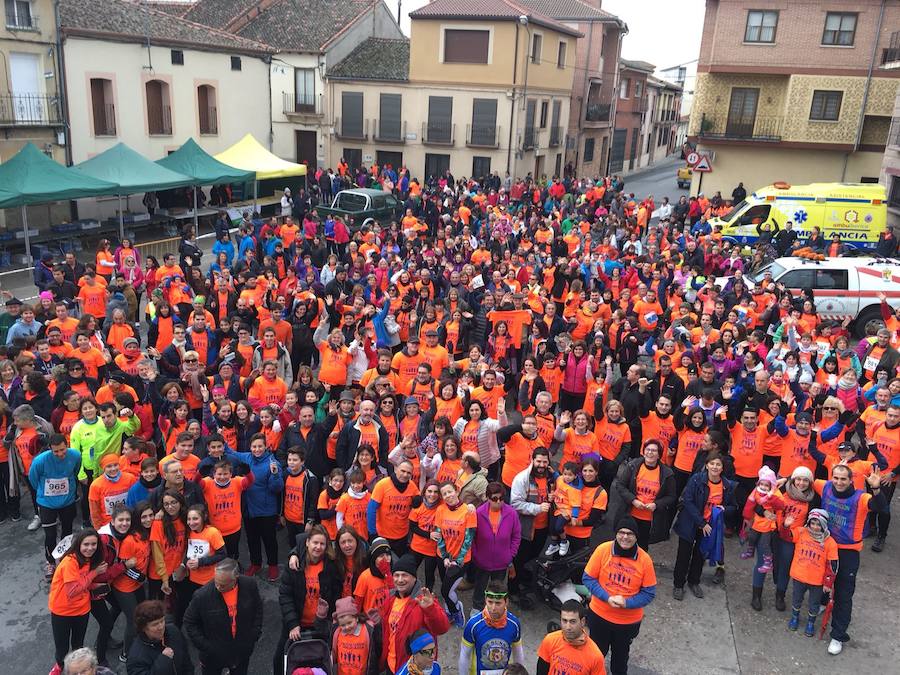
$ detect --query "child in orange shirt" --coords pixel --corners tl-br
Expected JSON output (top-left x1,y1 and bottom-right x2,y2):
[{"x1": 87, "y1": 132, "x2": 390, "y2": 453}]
[
  {"x1": 785, "y1": 509, "x2": 838, "y2": 636},
  {"x1": 317, "y1": 469, "x2": 345, "y2": 541},
  {"x1": 740, "y1": 465, "x2": 785, "y2": 573},
  {"x1": 545, "y1": 462, "x2": 583, "y2": 558}
]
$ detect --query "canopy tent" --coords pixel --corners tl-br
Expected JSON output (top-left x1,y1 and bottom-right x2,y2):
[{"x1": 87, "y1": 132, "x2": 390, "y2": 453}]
[
  {"x1": 157, "y1": 138, "x2": 256, "y2": 230},
  {"x1": 214, "y1": 134, "x2": 306, "y2": 181},
  {"x1": 0, "y1": 143, "x2": 118, "y2": 259},
  {"x1": 73, "y1": 143, "x2": 194, "y2": 240}
]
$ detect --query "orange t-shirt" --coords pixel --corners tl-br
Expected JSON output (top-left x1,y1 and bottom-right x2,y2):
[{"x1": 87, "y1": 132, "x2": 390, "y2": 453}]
[
  {"x1": 386, "y1": 595, "x2": 410, "y2": 672},
  {"x1": 470, "y1": 385, "x2": 504, "y2": 419},
  {"x1": 584, "y1": 541, "x2": 657, "y2": 624},
  {"x1": 460, "y1": 419, "x2": 480, "y2": 456},
  {"x1": 112, "y1": 534, "x2": 150, "y2": 593},
  {"x1": 391, "y1": 351, "x2": 425, "y2": 394},
  {"x1": 595, "y1": 420, "x2": 631, "y2": 462},
  {"x1": 502, "y1": 433, "x2": 541, "y2": 487},
  {"x1": 789, "y1": 527, "x2": 838, "y2": 586},
  {"x1": 283, "y1": 471, "x2": 310, "y2": 525},
  {"x1": 318, "y1": 344, "x2": 352, "y2": 386},
  {"x1": 317, "y1": 490, "x2": 340, "y2": 540},
  {"x1": 536, "y1": 631, "x2": 606, "y2": 675},
  {"x1": 149, "y1": 518, "x2": 186, "y2": 579},
  {"x1": 160, "y1": 453, "x2": 200, "y2": 482},
  {"x1": 561, "y1": 429, "x2": 599, "y2": 466},
  {"x1": 371, "y1": 477, "x2": 418, "y2": 539},
  {"x1": 300, "y1": 561, "x2": 324, "y2": 627},
  {"x1": 88, "y1": 473, "x2": 137, "y2": 527},
  {"x1": 731, "y1": 425, "x2": 766, "y2": 478},
  {"x1": 335, "y1": 623, "x2": 370, "y2": 675},
  {"x1": 336, "y1": 492, "x2": 370, "y2": 537},
  {"x1": 202, "y1": 476, "x2": 251, "y2": 535},
  {"x1": 353, "y1": 569, "x2": 391, "y2": 614},
  {"x1": 630, "y1": 463, "x2": 662, "y2": 521},
  {"x1": 78, "y1": 284, "x2": 108, "y2": 318},
  {"x1": 14, "y1": 427, "x2": 38, "y2": 475},
  {"x1": 704, "y1": 480, "x2": 724, "y2": 521},
  {"x1": 409, "y1": 503, "x2": 439, "y2": 556},
  {"x1": 533, "y1": 476, "x2": 550, "y2": 530},
  {"x1": 48, "y1": 317, "x2": 80, "y2": 344},
  {"x1": 434, "y1": 503, "x2": 476, "y2": 563},
  {"x1": 248, "y1": 376, "x2": 289, "y2": 409},
  {"x1": 48, "y1": 555, "x2": 92, "y2": 616},
  {"x1": 72, "y1": 347, "x2": 107, "y2": 380},
  {"x1": 186, "y1": 525, "x2": 225, "y2": 585}
]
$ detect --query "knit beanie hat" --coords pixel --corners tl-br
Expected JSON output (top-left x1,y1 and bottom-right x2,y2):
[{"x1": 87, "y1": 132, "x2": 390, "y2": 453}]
[
  {"x1": 790, "y1": 466, "x2": 814, "y2": 483},
  {"x1": 369, "y1": 537, "x2": 392, "y2": 560},
  {"x1": 392, "y1": 553, "x2": 418, "y2": 576},
  {"x1": 333, "y1": 596, "x2": 360, "y2": 621},
  {"x1": 615, "y1": 515, "x2": 639, "y2": 535},
  {"x1": 757, "y1": 465, "x2": 777, "y2": 486}
]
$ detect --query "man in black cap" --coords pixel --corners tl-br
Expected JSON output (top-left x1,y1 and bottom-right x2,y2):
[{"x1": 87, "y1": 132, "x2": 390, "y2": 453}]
[
  {"x1": 0, "y1": 296, "x2": 22, "y2": 345},
  {"x1": 380, "y1": 553, "x2": 450, "y2": 675},
  {"x1": 325, "y1": 265, "x2": 352, "y2": 299}
]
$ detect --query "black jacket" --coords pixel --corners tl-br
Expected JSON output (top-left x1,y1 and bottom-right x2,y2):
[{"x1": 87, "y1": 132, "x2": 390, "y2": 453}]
[
  {"x1": 278, "y1": 418, "x2": 337, "y2": 479},
  {"x1": 126, "y1": 620, "x2": 193, "y2": 674},
  {"x1": 279, "y1": 533, "x2": 341, "y2": 632},
  {"x1": 149, "y1": 479, "x2": 206, "y2": 511},
  {"x1": 611, "y1": 458, "x2": 677, "y2": 545},
  {"x1": 183, "y1": 577, "x2": 263, "y2": 668},
  {"x1": 335, "y1": 417, "x2": 390, "y2": 470}
]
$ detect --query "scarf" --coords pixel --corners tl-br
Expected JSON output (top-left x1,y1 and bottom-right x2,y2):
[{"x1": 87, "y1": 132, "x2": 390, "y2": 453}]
[
  {"x1": 562, "y1": 628, "x2": 589, "y2": 647},
  {"x1": 482, "y1": 608, "x2": 507, "y2": 629},
  {"x1": 348, "y1": 486, "x2": 368, "y2": 499},
  {"x1": 406, "y1": 661, "x2": 432, "y2": 675},
  {"x1": 786, "y1": 478, "x2": 814, "y2": 503}
]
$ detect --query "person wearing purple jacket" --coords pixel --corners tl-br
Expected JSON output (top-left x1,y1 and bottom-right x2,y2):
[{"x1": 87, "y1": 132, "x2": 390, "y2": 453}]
[{"x1": 471, "y1": 481, "x2": 521, "y2": 611}]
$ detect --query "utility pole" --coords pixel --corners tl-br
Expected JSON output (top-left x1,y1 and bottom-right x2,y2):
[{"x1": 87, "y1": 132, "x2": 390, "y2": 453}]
[{"x1": 397, "y1": 0, "x2": 402, "y2": 25}]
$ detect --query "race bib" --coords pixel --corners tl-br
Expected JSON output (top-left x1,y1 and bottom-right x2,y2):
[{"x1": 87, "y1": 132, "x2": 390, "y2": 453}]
[
  {"x1": 187, "y1": 538, "x2": 211, "y2": 560},
  {"x1": 103, "y1": 491, "x2": 127, "y2": 515},
  {"x1": 44, "y1": 477, "x2": 70, "y2": 498},
  {"x1": 644, "y1": 312, "x2": 658, "y2": 325},
  {"x1": 864, "y1": 355, "x2": 879, "y2": 373}
]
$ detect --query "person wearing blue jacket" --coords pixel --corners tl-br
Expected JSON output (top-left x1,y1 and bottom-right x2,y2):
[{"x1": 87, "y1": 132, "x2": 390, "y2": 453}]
[
  {"x1": 125, "y1": 456, "x2": 161, "y2": 508},
  {"x1": 28, "y1": 433, "x2": 80, "y2": 573},
  {"x1": 672, "y1": 451, "x2": 736, "y2": 599},
  {"x1": 228, "y1": 432, "x2": 284, "y2": 581}
]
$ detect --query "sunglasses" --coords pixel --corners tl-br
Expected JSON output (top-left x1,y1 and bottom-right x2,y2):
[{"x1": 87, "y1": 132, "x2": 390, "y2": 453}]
[
  {"x1": 488, "y1": 494, "x2": 503, "y2": 502},
  {"x1": 823, "y1": 406, "x2": 838, "y2": 411},
  {"x1": 184, "y1": 358, "x2": 199, "y2": 363},
  {"x1": 417, "y1": 648, "x2": 435, "y2": 657}
]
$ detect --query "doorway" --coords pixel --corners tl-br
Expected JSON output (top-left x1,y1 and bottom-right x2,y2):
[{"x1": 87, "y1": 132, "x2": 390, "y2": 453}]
[
  {"x1": 534, "y1": 154, "x2": 545, "y2": 181},
  {"x1": 377, "y1": 150, "x2": 403, "y2": 172},
  {"x1": 295, "y1": 130, "x2": 317, "y2": 168},
  {"x1": 424, "y1": 153, "x2": 450, "y2": 180},
  {"x1": 726, "y1": 88, "x2": 759, "y2": 137}
]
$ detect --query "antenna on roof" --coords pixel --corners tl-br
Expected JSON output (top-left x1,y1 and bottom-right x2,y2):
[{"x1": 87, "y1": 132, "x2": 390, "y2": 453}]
[
  {"x1": 397, "y1": 0, "x2": 402, "y2": 25},
  {"x1": 141, "y1": 0, "x2": 154, "y2": 71}
]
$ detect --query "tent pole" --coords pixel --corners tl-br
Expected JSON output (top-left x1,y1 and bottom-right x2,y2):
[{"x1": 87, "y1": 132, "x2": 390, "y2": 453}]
[
  {"x1": 254, "y1": 180, "x2": 258, "y2": 211},
  {"x1": 117, "y1": 194, "x2": 124, "y2": 241},
  {"x1": 21, "y1": 205, "x2": 31, "y2": 261},
  {"x1": 193, "y1": 186, "x2": 199, "y2": 233}
]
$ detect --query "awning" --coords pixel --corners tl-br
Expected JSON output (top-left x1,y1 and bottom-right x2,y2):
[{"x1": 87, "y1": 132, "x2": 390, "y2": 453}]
[
  {"x1": 72, "y1": 142, "x2": 194, "y2": 193},
  {"x1": 0, "y1": 143, "x2": 118, "y2": 208},
  {"x1": 214, "y1": 134, "x2": 307, "y2": 180},
  {"x1": 156, "y1": 138, "x2": 255, "y2": 185}
]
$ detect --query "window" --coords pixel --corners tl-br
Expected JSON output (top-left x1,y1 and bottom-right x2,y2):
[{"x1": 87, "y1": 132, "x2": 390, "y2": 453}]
[
  {"x1": 472, "y1": 156, "x2": 491, "y2": 179},
  {"x1": 634, "y1": 81, "x2": 642, "y2": 98},
  {"x1": 145, "y1": 79, "x2": 172, "y2": 135},
  {"x1": 889, "y1": 176, "x2": 900, "y2": 208},
  {"x1": 470, "y1": 98, "x2": 498, "y2": 146},
  {"x1": 531, "y1": 33, "x2": 542, "y2": 64},
  {"x1": 779, "y1": 270, "x2": 815, "y2": 289},
  {"x1": 171, "y1": 50, "x2": 184, "y2": 65},
  {"x1": 424, "y1": 153, "x2": 450, "y2": 180},
  {"x1": 584, "y1": 137, "x2": 595, "y2": 163},
  {"x1": 89, "y1": 78, "x2": 116, "y2": 136},
  {"x1": 822, "y1": 12, "x2": 856, "y2": 46},
  {"x1": 295, "y1": 68, "x2": 315, "y2": 110},
  {"x1": 230, "y1": 56, "x2": 242, "y2": 71},
  {"x1": 197, "y1": 84, "x2": 217, "y2": 135},
  {"x1": 341, "y1": 91, "x2": 364, "y2": 138},
  {"x1": 557, "y1": 41, "x2": 567, "y2": 68},
  {"x1": 5, "y1": 0, "x2": 33, "y2": 28},
  {"x1": 619, "y1": 78, "x2": 629, "y2": 99},
  {"x1": 744, "y1": 10, "x2": 778, "y2": 43},
  {"x1": 523, "y1": 99, "x2": 536, "y2": 149},
  {"x1": 336, "y1": 192, "x2": 368, "y2": 212},
  {"x1": 443, "y1": 29, "x2": 489, "y2": 64},
  {"x1": 810, "y1": 90, "x2": 842, "y2": 121},
  {"x1": 539, "y1": 101, "x2": 548, "y2": 128},
  {"x1": 378, "y1": 93, "x2": 402, "y2": 140},
  {"x1": 815, "y1": 270, "x2": 849, "y2": 290},
  {"x1": 427, "y1": 96, "x2": 453, "y2": 143},
  {"x1": 343, "y1": 148, "x2": 362, "y2": 171}
]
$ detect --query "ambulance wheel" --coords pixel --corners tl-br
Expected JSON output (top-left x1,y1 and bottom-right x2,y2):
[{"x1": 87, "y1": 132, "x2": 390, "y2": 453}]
[{"x1": 853, "y1": 305, "x2": 884, "y2": 339}]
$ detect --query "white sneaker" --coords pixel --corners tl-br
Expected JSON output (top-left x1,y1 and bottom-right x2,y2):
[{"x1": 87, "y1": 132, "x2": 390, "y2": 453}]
[
  {"x1": 559, "y1": 540, "x2": 570, "y2": 556},
  {"x1": 828, "y1": 639, "x2": 843, "y2": 655},
  {"x1": 544, "y1": 542, "x2": 560, "y2": 557},
  {"x1": 27, "y1": 515, "x2": 41, "y2": 531}
]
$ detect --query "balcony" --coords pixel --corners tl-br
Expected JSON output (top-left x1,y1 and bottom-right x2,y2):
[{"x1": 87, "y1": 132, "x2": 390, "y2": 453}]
[
  {"x1": 882, "y1": 31, "x2": 900, "y2": 66},
  {"x1": 283, "y1": 92, "x2": 323, "y2": 116},
  {"x1": 334, "y1": 117, "x2": 368, "y2": 140},
  {"x1": 890, "y1": 118, "x2": 900, "y2": 148},
  {"x1": 697, "y1": 112, "x2": 782, "y2": 142},
  {"x1": 199, "y1": 106, "x2": 217, "y2": 135},
  {"x1": 148, "y1": 104, "x2": 172, "y2": 135},
  {"x1": 549, "y1": 125, "x2": 563, "y2": 147},
  {"x1": 466, "y1": 123, "x2": 499, "y2": 148},
  {"x1": 585, "y1": 103, "x2": 611, "y2": 123},
  {"x1": 423, "y1": 121, "x2": 455, "y2": 145},
  {"x1": 0, "y1": 93, "x2": 61, "y2": 127},
  {"x1": 94, "y1": 103, "x2": 116, "y2": 136},
  {"x1": 522, "y1": 126, "x2": 536, "y2": 150},
  {"x1": 5, "y1": 10, "x2": 38, "y2": 31},
  {"x1": 374, "y1": 119, "x2": 407, "y2": 144}
]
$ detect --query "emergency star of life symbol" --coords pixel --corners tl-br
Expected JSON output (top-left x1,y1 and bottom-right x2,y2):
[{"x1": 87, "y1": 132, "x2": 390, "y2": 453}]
[{"x1": 845, "y1": 210, "x2": 859, "y2": 224}]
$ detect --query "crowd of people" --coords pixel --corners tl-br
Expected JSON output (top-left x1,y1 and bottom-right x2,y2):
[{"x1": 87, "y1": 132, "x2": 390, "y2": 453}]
[{"x1": 2, "y1": 164, "x2": 898, "y2": 675}]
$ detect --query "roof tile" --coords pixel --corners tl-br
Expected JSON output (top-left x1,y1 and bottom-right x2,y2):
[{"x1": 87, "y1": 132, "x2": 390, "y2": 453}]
[
  {"x1": 328, "y1": 37, "x2": 410, "y2": 81},
  {"x1": 409, "y1": 0, "x2": 582, "y2": 37}
]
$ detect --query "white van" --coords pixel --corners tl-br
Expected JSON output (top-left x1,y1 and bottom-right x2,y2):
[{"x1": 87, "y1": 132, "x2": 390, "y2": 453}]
[{"x1": 745, "y1": 256, "x2": 900, "y2": 335}]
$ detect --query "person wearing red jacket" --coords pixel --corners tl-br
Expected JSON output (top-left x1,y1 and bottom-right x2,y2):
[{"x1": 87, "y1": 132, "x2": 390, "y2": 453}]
[{"x1": 380, "y1": 553, "x2": 450, "y2": 674}]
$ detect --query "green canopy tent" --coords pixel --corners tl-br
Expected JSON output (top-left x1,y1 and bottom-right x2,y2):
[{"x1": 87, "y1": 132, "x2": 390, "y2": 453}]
[
  {"x1": 156, "y1": 138, "x2": 255, "y2": 231},
  {"x1": 72, "y1": 143, "x2": 194, "y2": 240},
  {"x1": 0, "y1": 143, "x2": 118, "y2": 259}
]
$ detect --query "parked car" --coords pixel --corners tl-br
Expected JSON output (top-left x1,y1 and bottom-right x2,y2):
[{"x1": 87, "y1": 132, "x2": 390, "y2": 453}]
[{"x1": 314, "y1": 188, "x2": 399, "y2": 228}]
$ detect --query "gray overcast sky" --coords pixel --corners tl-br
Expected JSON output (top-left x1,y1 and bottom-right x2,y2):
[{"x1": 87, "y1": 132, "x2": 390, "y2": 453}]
[{"x1": 387, "y1": 0, "x2": 705, "y2": 74}]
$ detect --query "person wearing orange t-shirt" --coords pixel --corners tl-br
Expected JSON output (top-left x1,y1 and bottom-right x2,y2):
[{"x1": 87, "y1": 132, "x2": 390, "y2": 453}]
[
  {"x1": 88, "y1": 454, "x2": 137, "y2": 528},
  {"x1": 201, "y1": 459, "x2": 255, "y2": 558},
  {"x1": 180, "y1": 505, "x2": 226, "y2": 618},
  {"x1": 434, "y1": 482, "x2": 476, "y2": 623},
  {"x1": 368, "y1": 462, "x2": 420, "y2": 554},
  {"x1": 582, "y1": 518, "x2": 656, "y2": 675},
  {"x1": 317, "y1": 329, "x2": 353, "y2": 389},
  {"x1": 536, "y1": 602, "x2": 606, "y2": 675},
  {"x1": 612, "y1": 441, "x2": 676, "y2": 552},
  {"x1": 354, "y1": 538, "x2": 394, "y2": 614},
  {"x1": 784, "y1": 509, "x2": 838, "y2": 636},
  {"x1": 76, "y1": 273, "x2": 109, "y2": 322}
]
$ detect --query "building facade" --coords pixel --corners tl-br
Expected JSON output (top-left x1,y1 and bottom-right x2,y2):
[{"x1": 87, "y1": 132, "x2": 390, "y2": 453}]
[
  {"x1": 59, "y1": 0, "x2": 273, "y2": 219},
  {"x1": 689, "y1": 0, "x2": 900, "y2": 197},
  {"x1": 326, "y1": 0, "x2": 578, "y2": 182},
  {"x1": 648, "y1": 76, "x2": 683, "y2": 164},
  {"x1": 881, "y1": 36, "x2": 900, "y2": 227},
  {"x1": 610, "y1": 59, "x2": 654, "y2": 173}
]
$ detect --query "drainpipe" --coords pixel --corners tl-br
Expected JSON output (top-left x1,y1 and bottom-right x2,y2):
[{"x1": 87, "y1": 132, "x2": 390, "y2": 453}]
[
  {"x1": 575, "y1": 19, "x2": 595, "y2": 175},
  {"x1": 54, "y1": 0, "x2": 71, "y2": 166},
  {"x1": 842, "y1": 0, "x2": 885, "y2": 181},
  {"x1": 265, "y1": 54, "x2": 274, "y2": 150},
  {"x1": 506, "y1": 21, "x2": 520, "y2": 174}
]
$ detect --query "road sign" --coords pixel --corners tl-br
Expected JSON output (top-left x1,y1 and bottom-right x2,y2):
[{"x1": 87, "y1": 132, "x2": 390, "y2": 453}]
[
  {"x1": 686, "y1": 151, "x2": 700, "y2": 166},
  {"x1": 693, "y1": 155, "x2": 712, "y2": 172}
]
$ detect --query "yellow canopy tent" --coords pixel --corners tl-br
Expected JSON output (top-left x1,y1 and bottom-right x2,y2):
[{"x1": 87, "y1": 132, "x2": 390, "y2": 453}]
[{"x1": 214, "y1": 134, "x2": 306, "y2": 180}]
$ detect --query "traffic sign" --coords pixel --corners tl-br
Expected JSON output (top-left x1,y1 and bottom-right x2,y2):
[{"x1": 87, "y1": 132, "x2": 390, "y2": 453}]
[
  {"x1": 693, "y1": 155, "x2": 712, "y2": 172},
  {"x1": 686, "y1": 151, "x2": 700, "y2": 166}
]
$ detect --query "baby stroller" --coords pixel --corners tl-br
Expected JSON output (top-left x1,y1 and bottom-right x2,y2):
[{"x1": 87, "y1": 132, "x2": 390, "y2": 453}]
[
  {"x1": 284, "y1": 630, "x2": 333, "y2": 675},
  {"x1": 534, "y1": 545, "x2": 593, "y2": 610}
]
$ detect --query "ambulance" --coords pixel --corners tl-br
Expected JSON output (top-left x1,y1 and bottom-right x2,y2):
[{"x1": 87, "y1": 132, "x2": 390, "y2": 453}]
[
  {"x1": 746, "y1": 256, "x2": 900, "y2": 337},
  {"x1": 708, "y1": 182, "x2": 887, "y2": 249}
]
